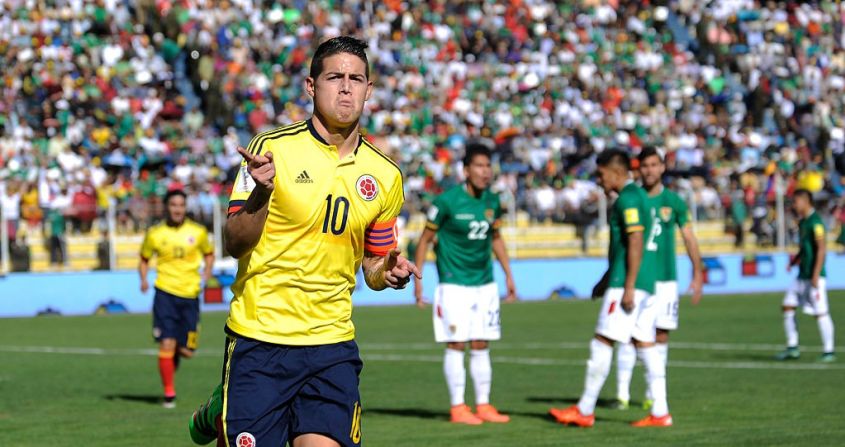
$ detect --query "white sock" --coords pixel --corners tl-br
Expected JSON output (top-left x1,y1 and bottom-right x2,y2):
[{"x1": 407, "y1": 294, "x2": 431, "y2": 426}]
[
  {"x1": 639, "y1": 346, "x2": 669, "y2": 417},
  {"x1": 469, "y1": 349, "x2": 492, "y2": 405},
  {"x1": 444, "y1": 349, "x2": 466, "y2": 406},
  {"x1": 615, "y1": 342, "x2": 636, "y2": 402},
  {"x1": 784, "y1": 310, "x2": 799, "y2": 347},
  {"x1": 577, "y1": 339, "x2": 613, "y2": 416},
  {"x1": 818, "y1": 315, "x2": 835, "y2": 354},
  {"x1": 649, "y1": 343, "x2": 669, "y2": 401},
  {"x1": 656, "y1": 343, "x2": 669, "y2": 366}
]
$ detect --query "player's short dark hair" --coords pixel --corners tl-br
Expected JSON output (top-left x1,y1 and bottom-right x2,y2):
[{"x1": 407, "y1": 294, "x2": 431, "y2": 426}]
[
  {"x1": 310, "y1": 36, "x2": 369, "y2": 79},
  {"x1": 637, "y1": 146, "x2": 663, "y2": 164},
  {"x1": 463, "y1": 143, "x2": 492, "y2": 166},
  {"x1": 793, "y1": 188, "x2": 814, "y2": 204},
  {"x1": 596, "y1": 149, "x2": 630, "y2": 170},
  {"x1": 164, "y1": 189, "x2": 187, "y2": 205}
]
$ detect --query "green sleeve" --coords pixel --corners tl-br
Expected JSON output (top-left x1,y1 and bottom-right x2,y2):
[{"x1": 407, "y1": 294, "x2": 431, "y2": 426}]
[
  {"x1": 617, "y1": 191, "x2": 644, "y2": 233},
  {"x1": 674, "y1": 194, "x2": 691, "y2": 228}
]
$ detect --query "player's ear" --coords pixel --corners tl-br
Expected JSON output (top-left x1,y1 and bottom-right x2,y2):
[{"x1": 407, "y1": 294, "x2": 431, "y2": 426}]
[
  {"x1": 305, "y1": 76, "x2": 316, "y2": 98},
  {"x1": 364, "y1": 79, "x2": 373, "y2": 101}
]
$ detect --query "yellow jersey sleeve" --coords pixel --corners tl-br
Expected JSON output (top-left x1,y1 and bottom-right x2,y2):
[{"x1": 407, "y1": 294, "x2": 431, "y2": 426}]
[
  {"x1": 364, "y1": 169, "x2": 403, "y2": 256},
  {"x1": 198, "y1": 225, "x2": 214, "y2": 255},
  {"x1": 228, "y1": 160, "x2": 254, "y2": 215},
  {"x1": 140, "y1": 226, "x2": 157, "y2": 260}
]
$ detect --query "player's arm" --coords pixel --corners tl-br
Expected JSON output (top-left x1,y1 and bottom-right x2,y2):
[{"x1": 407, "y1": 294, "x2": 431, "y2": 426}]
[
  {"x1": 620, "y1": 198, "x2": 644, "y2": 313},
  {"x1": 363, "y1": 248, "x2": 421, "y2": 291},
  {"x1": 811, "y1": 223, "x2": 826, "y2": 288},
  {"x1": 491, "y1": 228, "x2": 517, "y2": 302},
  {"x1": 680, "y1": 225, "x2": 704, "y2": 305},
  {"x1": 139, "y1": 257, "x2": 151, "y2": 293},
  {"x1": 199, "y1": 227, "x2": 215, "y2": 283},
  {"x1": 224, "y1": 147, "x2": 274, "y2": 258},
  {"x1": 363, "y1": 172, "x2": 421, "y2": 291},
  {"x1": 139, "y1": 230, "x2": 154, "y2": 293},
  {"x1": 591, "y1": 270, "x2": 610, "y2": 300},
  {"x1": 413, "y1": 227, "x2": 437, "y2": 307},
  {"x1": 623, "y1": 230, "x2": 643, "y2": 313}
]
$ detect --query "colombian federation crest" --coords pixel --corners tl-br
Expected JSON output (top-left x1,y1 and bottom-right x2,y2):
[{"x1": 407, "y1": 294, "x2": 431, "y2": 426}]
[
  {"x1": 236, "y1": 432, "x2": 256, "y2": 447},
  {"x1": 356, "y1": 174, "x2": 378, "y2": 201},
  {"x1": 660, "y1": 206, "x2": 673, "y2": 222}
]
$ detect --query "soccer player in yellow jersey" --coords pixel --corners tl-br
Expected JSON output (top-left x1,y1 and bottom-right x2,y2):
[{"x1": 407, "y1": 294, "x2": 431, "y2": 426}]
[
  {"x1": 139, "y1": 189, "x2": 214, "y2": 408},
  {"x1": 188, "y1": 37, "x2": 420, "y2": 447}
]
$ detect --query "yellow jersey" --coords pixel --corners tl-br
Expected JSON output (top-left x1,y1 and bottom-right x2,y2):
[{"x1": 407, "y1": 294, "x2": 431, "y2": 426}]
[
  {"x1": 140, "y1": 219, "x2": 213, "y2": 299},
  {"x1": 226, "y1": 119, "x2": 403, "y2": 345}
]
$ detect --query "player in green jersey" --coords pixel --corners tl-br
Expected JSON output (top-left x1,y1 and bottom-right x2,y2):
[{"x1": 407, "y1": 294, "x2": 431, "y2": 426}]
[
  {"x1": 777, "y1": 189, "x2": 836, "y2": 362},
  {"x1": 550, "y1": 149, "x2": 672, "y2": 428},
  {"x1": 414, "y1": 143, "x2": 516, "y2": 425},
  {"x1": 615, "y1": 147, "x2": 704, "y2": 410}
]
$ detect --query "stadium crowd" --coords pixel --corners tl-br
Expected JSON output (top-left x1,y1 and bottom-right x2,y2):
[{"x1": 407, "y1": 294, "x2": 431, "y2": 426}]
[{"x1": 1, "y1": 0, "x2": 845, "y2": 253}]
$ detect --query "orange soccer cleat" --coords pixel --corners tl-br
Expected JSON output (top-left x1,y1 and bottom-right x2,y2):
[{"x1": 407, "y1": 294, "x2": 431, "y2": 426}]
[
  {"x1": 548, "y1": 405, "x2": 595, "y2": 428},
  {"x1": 450, "y1": 404, "x2": 484, "y2": 425},
  {"x1": 475, "y1": 404, "x2": 510, "y2": 423},
  {"x1": 631, "y1": 414, "x2": 673, "y2": 427}
]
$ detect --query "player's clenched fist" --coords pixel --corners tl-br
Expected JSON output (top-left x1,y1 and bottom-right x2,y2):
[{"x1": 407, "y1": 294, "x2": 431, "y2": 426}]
[{"x1": 238, "y1": 146, "x2": 275, "y2": 192}]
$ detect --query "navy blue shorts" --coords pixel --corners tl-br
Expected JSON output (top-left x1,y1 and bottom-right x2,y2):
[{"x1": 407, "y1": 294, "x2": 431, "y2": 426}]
[
  {"x1": 221, "y1": 331, "x2": 363, "y2": 447},
  {"x1": 152, "y1": 288, "x2": 200, "y2": 350}
]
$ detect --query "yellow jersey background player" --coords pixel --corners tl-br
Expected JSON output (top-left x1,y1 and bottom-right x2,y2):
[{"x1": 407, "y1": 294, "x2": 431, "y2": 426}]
[
  {"x1": 188, "y1": 36, "x2": 420, "y2": 447},
  {"x1": 139, "y1": 189, "x2": 214, "y2": 408}
]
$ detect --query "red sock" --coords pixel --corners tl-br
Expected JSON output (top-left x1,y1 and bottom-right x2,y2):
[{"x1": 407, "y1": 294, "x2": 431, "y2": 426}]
[{"x1": 158, "y1": 351, "x2": 176, "y2": 397}]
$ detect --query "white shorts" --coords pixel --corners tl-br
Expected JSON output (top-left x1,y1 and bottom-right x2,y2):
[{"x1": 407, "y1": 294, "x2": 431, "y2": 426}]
[
  {"x1": 654, "y1": 281, "x2": 680, "y2": 331},
  {"x1": 433, "y1": 283, "x2": 501, "y2": 343},
  {"x1": 595, "y1": 288, "x2": 656, "y2": 344},
  {"x1": 783, "y1": 278, "x2": 829, "y2": 316}
]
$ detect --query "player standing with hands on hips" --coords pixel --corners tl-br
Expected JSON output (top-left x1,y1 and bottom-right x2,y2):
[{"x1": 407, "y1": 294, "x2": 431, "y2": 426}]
[
  {"x1": 414, "y1": 143, "x2": 517, "y2": 425},
  {"x1": 187, "y1": 36, "x2": 420, "y2": 447}
]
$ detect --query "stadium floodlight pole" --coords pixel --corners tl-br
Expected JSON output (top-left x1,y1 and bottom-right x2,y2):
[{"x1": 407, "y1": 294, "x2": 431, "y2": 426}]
[
  {"x1": 212, "y1": 199, "x2": 223, "y2": 261},
  {"x1": 107, "y1": 197, "x2": 117, "y2": 271},
  {"x1": 0, "y1": 206, "x2": 8, "y2": 274},
  {"x1": 776, "y1": 172, "x2": 786, "y2": 250}
]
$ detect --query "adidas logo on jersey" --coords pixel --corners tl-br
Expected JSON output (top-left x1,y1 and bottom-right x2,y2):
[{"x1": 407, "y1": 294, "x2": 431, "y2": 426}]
[{"x1": 295, "y1": 170, "x2": 314, "y2": 184}]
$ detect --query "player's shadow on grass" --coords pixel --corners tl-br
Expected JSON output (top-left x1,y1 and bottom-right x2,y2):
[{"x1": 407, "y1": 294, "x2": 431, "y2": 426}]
[
  {"x1": 526, "y1": 396, "x2": 623, "y2": 409},
  {"x1": 364, "y1": 408, "x2": 448, "y2": 421},
  {"x1": 104, "y1": 394, "x2": 164, "y2": 406},
  {"x1": 709, "y1": 352, "x2": 776, "y2": 362}
]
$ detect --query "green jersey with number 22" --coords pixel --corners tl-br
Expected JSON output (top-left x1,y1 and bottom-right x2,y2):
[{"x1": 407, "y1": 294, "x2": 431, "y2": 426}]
[{"x1": 426, "y1": 185, "x2": 503, "y2": 286}]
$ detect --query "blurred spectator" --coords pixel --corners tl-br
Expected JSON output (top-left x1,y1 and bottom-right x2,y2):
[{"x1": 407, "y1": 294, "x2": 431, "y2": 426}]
[
  {"x1": 0, "y1": 0, "x2": 843, "y2": 239},
  {"x1": 1, "y1": 179, "x2": 21, "y2": 240}
]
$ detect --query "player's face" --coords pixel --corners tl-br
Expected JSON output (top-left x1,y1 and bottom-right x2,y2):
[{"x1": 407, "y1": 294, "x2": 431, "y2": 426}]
[
  {"x1": 596, "y1": 165, "x2": 624, "y2": 194},
  {"x1": 791, "y1": 195, "x2": 808, "y2": 216},
  {"x1": 638, "y1": 155, "x2": 664, "y2": 189},
  {"x1": 464, "y1": 154, "x2": 493, "y2": 191},
  {"x1": 166, "y1": 195, "x2": 187, "y2": 225},
  {"x1": 306, "y1": 53, "x2": 373, "y2": 129}
]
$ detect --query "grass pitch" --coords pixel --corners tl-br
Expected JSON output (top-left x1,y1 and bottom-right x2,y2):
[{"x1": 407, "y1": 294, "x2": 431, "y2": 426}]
[{"x1": 1, "y1": 292, "x2": 843, "y2": 446}]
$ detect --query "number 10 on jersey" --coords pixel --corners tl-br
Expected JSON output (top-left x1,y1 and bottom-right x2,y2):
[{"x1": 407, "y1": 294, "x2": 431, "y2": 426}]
[{"x1": 323, "y1": 194, "x2": 349, "y2": 235}]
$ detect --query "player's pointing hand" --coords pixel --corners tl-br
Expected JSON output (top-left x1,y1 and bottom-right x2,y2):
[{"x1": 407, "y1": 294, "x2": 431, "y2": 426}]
[
  {"x1": 384, "y1": 248, "x2": 422, "y2": 290},
  {"x1": 238, "y1": 146, "x2": 275, "y2": 193}
]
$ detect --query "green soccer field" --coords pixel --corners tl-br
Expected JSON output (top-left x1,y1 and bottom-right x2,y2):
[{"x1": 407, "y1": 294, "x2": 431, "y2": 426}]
[{"x1": 1, "y1": 293, "x2": 843, "y2": 446}]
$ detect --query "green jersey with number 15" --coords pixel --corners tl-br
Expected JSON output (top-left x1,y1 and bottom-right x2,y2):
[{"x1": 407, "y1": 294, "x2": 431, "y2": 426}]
[
  {"x1": 645, "y1": 187, "x2": 691, "y2": 282},
  {"x1": 426, "y1": 185, "x2": 503, "y2": 286}
]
